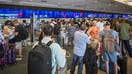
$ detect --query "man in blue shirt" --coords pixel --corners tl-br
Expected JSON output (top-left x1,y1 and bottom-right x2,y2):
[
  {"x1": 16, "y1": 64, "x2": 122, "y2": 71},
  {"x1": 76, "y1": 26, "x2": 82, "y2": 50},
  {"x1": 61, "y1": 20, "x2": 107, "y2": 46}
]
[
  {"x1": 35, "y1": 18, "x2": 41, "y2": 36},
  {"x1": 35, "y1": 18, "x2": 41, "y2": 31},
  {"x1": 100, "y1": 22, "x2": 119, "y2": 74},
  {"x1": 70, "y1": 24, "x2": 90, "y2": 74}
]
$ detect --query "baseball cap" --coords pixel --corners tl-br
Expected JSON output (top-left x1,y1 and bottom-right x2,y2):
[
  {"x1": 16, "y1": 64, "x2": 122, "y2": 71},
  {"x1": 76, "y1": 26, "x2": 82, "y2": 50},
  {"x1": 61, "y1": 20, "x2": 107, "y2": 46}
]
[{"x1": 104, "y1": 21, "x2": 111, "y2": 26}]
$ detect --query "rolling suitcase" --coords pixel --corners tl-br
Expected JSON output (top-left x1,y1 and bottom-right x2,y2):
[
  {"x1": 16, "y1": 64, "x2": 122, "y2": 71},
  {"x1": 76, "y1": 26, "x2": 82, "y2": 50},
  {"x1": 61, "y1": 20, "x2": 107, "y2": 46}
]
[
  {"x1": 117, "y1": 56, "x2": 127, "y2": 74},
  {"x1": 84, "y1": 46, "x2": 98, "y2": 74},
  {"x1": 0, "y1": 44, "x2": 6, "y2": 69},
  {"x1": 7, "y1": 44, "x2": 16, "y2": 64}
]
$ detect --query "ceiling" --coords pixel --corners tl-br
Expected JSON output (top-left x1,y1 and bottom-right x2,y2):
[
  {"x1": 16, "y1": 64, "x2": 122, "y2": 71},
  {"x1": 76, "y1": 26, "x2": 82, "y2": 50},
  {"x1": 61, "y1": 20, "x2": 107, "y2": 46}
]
[
  {"x1": 0, "y1": 0, "x2": 132, "y2": 14},
  {"x1": 114, "y1": 0, "x2": 132, "y2": 6}
]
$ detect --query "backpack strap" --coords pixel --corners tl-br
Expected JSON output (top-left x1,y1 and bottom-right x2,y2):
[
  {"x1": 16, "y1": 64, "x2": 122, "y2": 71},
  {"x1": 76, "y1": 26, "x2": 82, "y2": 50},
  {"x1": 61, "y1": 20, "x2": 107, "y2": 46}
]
[
  {"x1": 85, "y1": 28, "x2": 89, "y2": 33},
  {"x1": 46, "y1": 41, "x2": 54, "y2": 70},
  {"x1": 46, "y1": 41, "x2": 53, "y2": 47}
]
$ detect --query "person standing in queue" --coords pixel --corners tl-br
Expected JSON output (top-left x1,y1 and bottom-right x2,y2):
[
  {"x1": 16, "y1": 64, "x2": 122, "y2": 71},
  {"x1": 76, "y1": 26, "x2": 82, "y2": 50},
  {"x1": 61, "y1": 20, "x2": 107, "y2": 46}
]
[
  {"x1": 70, "y1": 24, "x2": 90, "y2": 74},
  {"x1": 119, "y1": 19, "x2": 132, "y2": 57},
  {"x1": 41, "y1": 24, "x2": 66, "y2": 74},
  {"x1": 100, "y1": 22, "x2": 119, "y2": 74},
  {"x1": 13, "y1": 20, "x2": 23, "y2": 61}
]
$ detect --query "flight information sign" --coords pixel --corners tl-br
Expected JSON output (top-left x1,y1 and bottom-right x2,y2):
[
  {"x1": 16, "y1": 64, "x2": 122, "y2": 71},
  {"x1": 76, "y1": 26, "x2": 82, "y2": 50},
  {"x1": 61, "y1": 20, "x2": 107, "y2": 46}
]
[{"x1": 0, "y1": 8, "x2": 130, "y2": 19}]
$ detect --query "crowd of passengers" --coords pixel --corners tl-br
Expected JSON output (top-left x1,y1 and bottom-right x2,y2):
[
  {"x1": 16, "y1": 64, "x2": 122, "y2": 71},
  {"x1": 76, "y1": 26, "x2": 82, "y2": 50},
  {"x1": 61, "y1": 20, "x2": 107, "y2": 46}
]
[{"x1": 0, "y1": 18, "x2": 132, "y2": 74}]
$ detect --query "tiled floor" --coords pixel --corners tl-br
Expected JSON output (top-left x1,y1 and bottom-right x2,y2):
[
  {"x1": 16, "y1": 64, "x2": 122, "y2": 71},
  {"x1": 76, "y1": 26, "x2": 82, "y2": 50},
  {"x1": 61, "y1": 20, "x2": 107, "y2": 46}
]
[
  {"x1": 0, "y1": 44, "x2": 132, "y2": 74},
  {"x1": 67, "y1": 58, "x2": 132, "y2": 74}
]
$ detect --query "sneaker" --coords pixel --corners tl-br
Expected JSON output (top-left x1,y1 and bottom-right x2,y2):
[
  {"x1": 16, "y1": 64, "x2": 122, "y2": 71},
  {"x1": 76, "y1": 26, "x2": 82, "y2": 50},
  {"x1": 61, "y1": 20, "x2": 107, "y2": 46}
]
[
  {"x1": 16, "y1": 57, "x2": 22, "y2": 61},
  {"x1": 16, "y1": 55, "x2": 23, "y2": 61}
]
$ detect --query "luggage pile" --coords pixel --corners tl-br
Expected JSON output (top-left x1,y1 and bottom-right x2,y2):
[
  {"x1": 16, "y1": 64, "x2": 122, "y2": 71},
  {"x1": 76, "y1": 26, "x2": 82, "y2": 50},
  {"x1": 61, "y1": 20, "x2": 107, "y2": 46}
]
[
  {"x1": 0, "y1": 36, "x2": 16, "y2": 70},
  {"x1": 0, "y1": 21, "x2": 17, "y2": 70}
]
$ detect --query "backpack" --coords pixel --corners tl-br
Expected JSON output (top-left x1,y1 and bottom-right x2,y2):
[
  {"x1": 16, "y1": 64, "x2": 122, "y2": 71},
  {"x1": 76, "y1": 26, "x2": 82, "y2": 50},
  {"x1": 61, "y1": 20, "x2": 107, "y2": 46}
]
[
  {"x1": 28, "y1": 41, "x2": 52, "y2": 74},
  {"x1": 90, "y1": 39, "x2": 99, "y2": 50},
  {"x1": 102, "y1": 30, "x2": 115, "y2": 53},
  {"x1": 54, "y1": 24, "x2": 61, "y2": 35},
  {"x1": 21, "y1": 25, "x2": 28, "y2": 40}
]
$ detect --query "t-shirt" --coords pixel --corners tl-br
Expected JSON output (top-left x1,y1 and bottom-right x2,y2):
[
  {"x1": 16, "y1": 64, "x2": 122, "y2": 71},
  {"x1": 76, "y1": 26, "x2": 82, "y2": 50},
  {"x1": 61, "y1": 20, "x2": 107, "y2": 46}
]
[
  {"x1": 100, "y1": 29, "x2": 119, "y2": 52},
  {"x1": 67, "y1": 26, "x2": 76, "y2": 37},
  {"x1": 119, "y1": 23, "x2": 130, "y2": 40},
  {"x1": 100, "y1": 29, "x2": 119, "y2": 41},
  {"x1": 73, "y1": 30, "x2": 90, "y2": 56},
  {"x1": 15, "y1": 25, "x2": 23, "y2": 42},
  {"x1": 35, "y1": 20, "x2": 41, "y2": 31}
]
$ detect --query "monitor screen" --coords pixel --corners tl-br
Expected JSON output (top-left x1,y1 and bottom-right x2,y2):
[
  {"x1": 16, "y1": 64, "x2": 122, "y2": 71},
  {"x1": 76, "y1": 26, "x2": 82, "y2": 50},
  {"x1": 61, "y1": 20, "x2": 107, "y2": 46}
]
[
  {"x1": 0, "y1": 8, "x2": 4, "y2": 19},
  {"x1": 113, "y1": 14, "x2": 119, "y2": 18},
  {"x1": 123, "y1": 14, "x2": 129, "y2": 18},
  {"x1": 87, "y1": 13, "x2": 94, "y2": 18}
]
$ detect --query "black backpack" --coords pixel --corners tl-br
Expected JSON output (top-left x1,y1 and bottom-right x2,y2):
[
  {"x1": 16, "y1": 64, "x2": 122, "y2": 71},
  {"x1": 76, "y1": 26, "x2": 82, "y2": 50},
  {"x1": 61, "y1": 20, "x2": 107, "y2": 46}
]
[
  {"x1": 28, "y1": 41, "x2": 52, "y2": 74},
  {"x1": 21, "y1": 25, "x2": 28, "y2": 40}
]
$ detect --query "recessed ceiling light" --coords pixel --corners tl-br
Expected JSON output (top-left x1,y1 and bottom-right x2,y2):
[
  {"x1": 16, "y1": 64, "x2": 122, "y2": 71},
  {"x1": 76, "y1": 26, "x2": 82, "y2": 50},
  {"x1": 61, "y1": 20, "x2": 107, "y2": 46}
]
[{"x1": 128, "y1": 2, "x2": 132, "y2": 6}]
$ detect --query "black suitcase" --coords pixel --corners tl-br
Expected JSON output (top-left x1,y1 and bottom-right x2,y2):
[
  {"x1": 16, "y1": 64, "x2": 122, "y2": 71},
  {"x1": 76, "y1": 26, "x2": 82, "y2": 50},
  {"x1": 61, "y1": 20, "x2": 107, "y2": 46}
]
[
  {"x1": 28, "y1": 41, "x2": 52, "y2": 74},
  {"x1": 117, "y1": 56, "x2": 127, "y2": 74},
  {"x1": 0, "y1": 44, "x2": 6, "y2": 70},
  {"x1": 84, "y1": 46, "x2": 98, "y2": 74}
]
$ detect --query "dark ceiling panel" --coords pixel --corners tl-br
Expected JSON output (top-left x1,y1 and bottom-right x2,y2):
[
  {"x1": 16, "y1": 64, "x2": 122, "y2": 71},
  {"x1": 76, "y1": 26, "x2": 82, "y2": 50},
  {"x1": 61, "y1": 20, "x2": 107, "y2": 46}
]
[{"x1": 0, "y1": 0, "x2": 131, "y2": 14}]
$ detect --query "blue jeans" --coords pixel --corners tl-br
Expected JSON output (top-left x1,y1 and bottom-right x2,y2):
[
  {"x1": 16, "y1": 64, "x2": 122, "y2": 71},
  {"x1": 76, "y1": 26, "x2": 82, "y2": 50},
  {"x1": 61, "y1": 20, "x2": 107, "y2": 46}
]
[{"x1": 70, "y1": 54, "x2": 83, "y2": 74}]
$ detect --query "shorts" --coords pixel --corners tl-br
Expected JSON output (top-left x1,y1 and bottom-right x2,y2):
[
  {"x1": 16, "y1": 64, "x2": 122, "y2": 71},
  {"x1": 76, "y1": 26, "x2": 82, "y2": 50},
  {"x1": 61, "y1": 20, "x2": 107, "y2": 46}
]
[
  {"x1": 103, "y1": 52, "x2": 117, "y2": 63},
  {"x1": 15, "y1": 42, "x2": 22, "y2": 49},
  {"x1": 9, "y1": 38, "x2": 15, "y2": 43}
]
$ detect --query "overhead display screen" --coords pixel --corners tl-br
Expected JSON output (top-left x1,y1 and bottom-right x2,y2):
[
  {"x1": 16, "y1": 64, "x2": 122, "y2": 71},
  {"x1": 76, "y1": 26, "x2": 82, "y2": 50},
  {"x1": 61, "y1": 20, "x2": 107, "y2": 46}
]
[
  {"x1": 122, "y1": 14, "x2": 130, "y2": 18},
  {"x1": 113, "y1": 14, "x2": 119, "y2": 18},
  {"x1": 0, "y1": 8, "x2": 130, "y2": 19},
  {"x1": 0, "y1": 8, "x2": 4, "y2": 19},
  {"x1": 98, "y1": 13, "x2": 107, "y2": 18},
  {"x1": 4, "y1": 8, "x2": 20, "y2": 19},
  {"x1": 87, "y1": 13, "x2": 94, "y2": 18},
  {"x1": 106, "y1": 14, "x2": 113, "y2": 18}
]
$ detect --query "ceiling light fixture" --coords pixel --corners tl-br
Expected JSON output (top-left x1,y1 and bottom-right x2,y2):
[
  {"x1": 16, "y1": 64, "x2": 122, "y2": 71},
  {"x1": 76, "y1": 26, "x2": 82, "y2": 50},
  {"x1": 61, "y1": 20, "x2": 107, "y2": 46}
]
[
  {"x1": 114, "y1": 0, "x2": 132, "y2": 6},
  {"x1": 127, "y1": 1, "x2": 132, "y2": 6}
]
